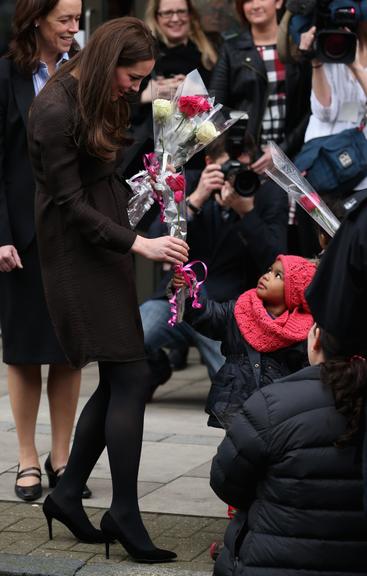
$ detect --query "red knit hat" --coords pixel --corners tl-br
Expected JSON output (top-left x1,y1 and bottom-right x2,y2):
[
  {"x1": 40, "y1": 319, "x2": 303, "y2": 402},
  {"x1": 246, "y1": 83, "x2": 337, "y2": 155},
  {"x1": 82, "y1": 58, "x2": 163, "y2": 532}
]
[
  {"x1": 234, "y1": 255, "x2": 317, "y2": 352},
  {"x1": 276, "y1": 254, "x2": 316, "y2": 313}
]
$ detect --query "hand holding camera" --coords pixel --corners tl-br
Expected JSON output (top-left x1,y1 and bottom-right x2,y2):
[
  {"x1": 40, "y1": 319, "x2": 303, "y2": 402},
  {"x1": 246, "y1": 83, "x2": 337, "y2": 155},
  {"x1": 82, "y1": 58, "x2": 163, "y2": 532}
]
[{"x1": 215, "y1": 181, "x2": 255, "y2": 216}]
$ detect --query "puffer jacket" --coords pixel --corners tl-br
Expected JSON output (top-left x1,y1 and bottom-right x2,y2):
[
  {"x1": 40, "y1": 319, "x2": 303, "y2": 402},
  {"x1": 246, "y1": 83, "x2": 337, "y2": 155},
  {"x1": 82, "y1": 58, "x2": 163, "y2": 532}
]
[
  {"x1": 185, "y1": 298, "x2": 307, "y2": 428},
  {"x1": 209, "y1": 30, "x2": 311, "y2": 158},
  {"x1": 210, "y1": 364, "x2": 367, "y2": 575}
]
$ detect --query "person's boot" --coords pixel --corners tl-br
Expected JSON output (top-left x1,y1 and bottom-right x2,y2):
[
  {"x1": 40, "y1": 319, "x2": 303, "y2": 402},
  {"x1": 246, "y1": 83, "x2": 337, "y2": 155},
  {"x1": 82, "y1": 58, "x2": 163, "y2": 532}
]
[{"x1": 146, "y1": 348, "x2": 172, "y2": 402}]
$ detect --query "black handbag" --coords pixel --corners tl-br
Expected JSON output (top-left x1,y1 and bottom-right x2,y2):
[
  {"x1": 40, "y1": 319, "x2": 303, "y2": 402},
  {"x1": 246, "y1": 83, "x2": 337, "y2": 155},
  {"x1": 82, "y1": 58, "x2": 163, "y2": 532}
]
[{"x1": 295, "y1": 123, "x2": 367, "y2": 196}]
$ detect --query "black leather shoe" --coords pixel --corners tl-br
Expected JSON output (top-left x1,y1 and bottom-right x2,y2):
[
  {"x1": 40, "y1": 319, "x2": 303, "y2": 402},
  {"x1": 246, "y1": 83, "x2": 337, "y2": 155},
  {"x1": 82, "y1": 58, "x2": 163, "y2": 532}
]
[
  {"x1": 44, "y1": 454, "x2": 92, "y2": 499},
  {"x1": 15, "y1": 465, "x2": 42, "y2": 501},
  {"x1": 43, "y1": 494, "x2": 105, "y2": 542},
  {"x1": 101, "y1": 511, "x2": 177, "y2": 563}
]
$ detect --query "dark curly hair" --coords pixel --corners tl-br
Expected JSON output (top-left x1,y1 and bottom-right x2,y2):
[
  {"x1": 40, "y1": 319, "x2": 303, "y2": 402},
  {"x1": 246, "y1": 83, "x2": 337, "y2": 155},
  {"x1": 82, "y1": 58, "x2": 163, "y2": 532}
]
[{"x1": 319, "y1": 327, "x2": 367, "y2": 448}]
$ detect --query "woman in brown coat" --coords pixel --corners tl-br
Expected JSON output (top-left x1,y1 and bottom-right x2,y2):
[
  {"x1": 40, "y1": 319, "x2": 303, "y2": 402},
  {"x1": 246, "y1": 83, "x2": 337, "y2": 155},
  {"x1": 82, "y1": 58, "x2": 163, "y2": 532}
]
[{"x1": 27, "y1": 17, "x2": 188, "y2": 563}]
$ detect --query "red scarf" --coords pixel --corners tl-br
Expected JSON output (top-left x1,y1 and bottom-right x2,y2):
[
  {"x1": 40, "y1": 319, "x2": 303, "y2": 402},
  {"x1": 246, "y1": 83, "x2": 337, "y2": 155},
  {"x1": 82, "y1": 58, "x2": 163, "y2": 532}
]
[{"x1": 234, "y1": 289, "x2": 314, "y2": 353}]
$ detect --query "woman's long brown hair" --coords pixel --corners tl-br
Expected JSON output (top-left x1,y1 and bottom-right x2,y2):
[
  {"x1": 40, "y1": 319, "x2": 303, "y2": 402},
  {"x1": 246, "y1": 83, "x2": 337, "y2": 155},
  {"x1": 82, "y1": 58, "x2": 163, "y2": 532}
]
[
  {"x1": 54, "y1": 17, "x2": 157, "y2": 162},
  {"x1": 319, "y1": 327, "x2": 367, "y2": 447},
  {"x1": 8, "y1": 0, "x2": 78, "y2": 75}
]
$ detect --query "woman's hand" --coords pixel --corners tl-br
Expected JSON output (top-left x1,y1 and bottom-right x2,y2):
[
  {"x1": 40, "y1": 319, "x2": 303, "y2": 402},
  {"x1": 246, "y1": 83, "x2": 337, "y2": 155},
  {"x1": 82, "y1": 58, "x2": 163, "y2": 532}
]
[
  {"x1": 250, "y1": 147, "x2": 273, "y2": 174},
  {"x1": 131, "y1": 235, "x2": 189, "y2": 265},
  {"x1": 299, "y1": 26, "x2": 316, "y2": 53},
  {"x1": 0, "y1": 245, "x2": 23, "y2": 272}
]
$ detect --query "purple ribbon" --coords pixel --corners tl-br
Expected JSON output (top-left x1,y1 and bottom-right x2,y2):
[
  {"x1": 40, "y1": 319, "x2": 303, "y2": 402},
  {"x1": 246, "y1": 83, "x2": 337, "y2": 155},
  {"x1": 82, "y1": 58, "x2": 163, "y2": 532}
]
[
  {"x1": 143, "y1": 153, "x2": 166, "y2": 222},
  {"x1": 168, "y1": 260, "x2": 208, "y2": 326}
]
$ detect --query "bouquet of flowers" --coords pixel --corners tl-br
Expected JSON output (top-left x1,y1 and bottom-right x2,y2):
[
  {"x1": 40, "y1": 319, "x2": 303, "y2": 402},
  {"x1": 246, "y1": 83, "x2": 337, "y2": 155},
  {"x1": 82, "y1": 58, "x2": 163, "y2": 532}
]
[
  {"x1": 265, "y1": 141, "x2": 340, "y2": 238},
  {"x1": 127, "y1": 69, "x2": 239, "y2": 324}
]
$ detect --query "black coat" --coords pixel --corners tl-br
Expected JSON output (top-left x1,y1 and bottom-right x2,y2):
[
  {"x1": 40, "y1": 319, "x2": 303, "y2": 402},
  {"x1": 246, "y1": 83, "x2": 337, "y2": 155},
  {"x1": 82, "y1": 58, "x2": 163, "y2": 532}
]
[
  {"x1": 209, "y1": 30, "x2": 312, "y2": 158},
  {"x1": 185, "y1": 298, "x2": 307, "y2": 428},
  {"x1": 306, "y1": 188, "x2": 367, "y2": 352},
  {"x1": 210, "y1": 365, "x2": 367, "y2": 576},
  {"x1": 0, "y1": 58, "x2": 36, "y2": 250}
]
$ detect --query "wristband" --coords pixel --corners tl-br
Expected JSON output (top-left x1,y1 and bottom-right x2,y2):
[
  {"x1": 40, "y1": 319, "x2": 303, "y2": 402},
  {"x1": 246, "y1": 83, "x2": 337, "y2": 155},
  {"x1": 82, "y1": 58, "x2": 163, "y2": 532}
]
[{"x1": 186, "y1": 197, "x2": 201, "y2": 215}]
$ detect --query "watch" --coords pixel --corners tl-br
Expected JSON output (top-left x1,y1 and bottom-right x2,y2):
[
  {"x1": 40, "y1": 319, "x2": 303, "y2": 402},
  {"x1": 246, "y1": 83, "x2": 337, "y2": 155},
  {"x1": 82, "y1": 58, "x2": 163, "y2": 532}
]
[{"x1": 185, "y1": 197, "x2": 201, "y2": 215}]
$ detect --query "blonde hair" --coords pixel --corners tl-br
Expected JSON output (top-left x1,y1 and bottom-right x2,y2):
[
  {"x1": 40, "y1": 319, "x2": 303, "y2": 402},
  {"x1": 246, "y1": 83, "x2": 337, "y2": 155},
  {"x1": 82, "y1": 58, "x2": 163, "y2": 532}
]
[{"x1": 145, "y1": 0, "x2": 217, "y2": 70}]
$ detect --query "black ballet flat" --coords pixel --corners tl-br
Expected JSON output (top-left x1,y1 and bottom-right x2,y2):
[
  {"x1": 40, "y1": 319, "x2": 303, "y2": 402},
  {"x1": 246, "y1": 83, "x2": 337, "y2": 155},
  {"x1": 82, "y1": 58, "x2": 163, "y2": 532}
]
[
  {"x1": 100, "y1": 511, "x2": 177, "y2": 563},
  {"x1": 43, "y1": 494, "x2": 106, "y2": 543},
  {"x1": 44, "y1": 453, "x2": 92, "y2": 499},
  {"x1": 15, "y1": 465, "x2": 42, "y2": 502}
]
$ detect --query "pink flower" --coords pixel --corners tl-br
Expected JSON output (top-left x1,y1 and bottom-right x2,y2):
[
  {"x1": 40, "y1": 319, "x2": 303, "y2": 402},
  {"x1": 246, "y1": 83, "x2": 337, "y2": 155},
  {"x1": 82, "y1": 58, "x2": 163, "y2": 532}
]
[
  {"x1": 299, "y1": 192, "x2": 320, "y2": 213},
  {"x1": 166, "y1": 174, "x2": 186, "y2": 204},
  {"x1": 174, "y1": 190, "x2": 185, "y2": 203},
  {"x1": 177, "y1": 96, "x2": 212, "y2": 118}
]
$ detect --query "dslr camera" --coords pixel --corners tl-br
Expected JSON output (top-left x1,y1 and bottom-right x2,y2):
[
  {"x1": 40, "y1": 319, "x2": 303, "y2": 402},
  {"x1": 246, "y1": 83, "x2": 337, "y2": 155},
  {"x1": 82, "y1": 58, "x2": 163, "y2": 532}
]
[
  {"x1": 219, "y1": 117, "x2": 260, "y2": 198},
  {"x1": 288, "y1": 0, "x2": 367, "y2": 63}
]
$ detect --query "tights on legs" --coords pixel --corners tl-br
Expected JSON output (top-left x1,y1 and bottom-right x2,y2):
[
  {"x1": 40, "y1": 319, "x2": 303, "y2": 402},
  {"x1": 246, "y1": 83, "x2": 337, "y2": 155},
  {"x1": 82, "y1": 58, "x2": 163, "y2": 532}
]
[{"x1": 51, "y1": 360, "x2": 152, "y2": 548}]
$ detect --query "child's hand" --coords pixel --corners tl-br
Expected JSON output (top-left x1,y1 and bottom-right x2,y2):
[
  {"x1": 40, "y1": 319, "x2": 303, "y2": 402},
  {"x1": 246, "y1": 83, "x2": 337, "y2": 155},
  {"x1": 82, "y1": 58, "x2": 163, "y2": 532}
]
[{"x1": 173, "y1": 271, "x2": 186, "y2": 289}]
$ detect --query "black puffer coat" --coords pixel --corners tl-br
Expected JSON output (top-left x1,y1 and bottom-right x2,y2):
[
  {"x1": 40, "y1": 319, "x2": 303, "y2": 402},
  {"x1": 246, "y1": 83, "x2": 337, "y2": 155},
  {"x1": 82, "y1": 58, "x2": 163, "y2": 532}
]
[
  {"x1": 210, "y1": 365, "x2": 367, "y2": 576},
  {"x1": 209, "y1": 30, "x2": 311, "y2": 158},
  {"x1": 185, "y1": 298, "x2": 307, "y2": 428}
]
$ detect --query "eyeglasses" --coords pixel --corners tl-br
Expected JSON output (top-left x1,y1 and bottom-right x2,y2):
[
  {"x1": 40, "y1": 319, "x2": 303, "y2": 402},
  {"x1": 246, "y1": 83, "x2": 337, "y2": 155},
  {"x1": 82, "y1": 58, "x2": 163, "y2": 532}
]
[{"x1": 157, "y1": 9, "x2": 189, "y2": 20}]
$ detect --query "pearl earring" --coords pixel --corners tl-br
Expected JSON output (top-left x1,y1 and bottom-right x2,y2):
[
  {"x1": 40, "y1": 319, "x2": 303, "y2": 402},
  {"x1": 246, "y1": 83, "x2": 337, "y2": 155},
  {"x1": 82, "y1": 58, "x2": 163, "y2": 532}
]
[{"x1": 34, "y1": 23, "x2": 39, "y2": 28}]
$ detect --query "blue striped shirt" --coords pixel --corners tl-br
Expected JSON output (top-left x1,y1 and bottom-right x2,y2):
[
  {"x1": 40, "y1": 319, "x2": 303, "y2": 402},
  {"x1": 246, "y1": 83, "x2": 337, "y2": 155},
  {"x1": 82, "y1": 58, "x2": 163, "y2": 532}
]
[{"x1": 32, "y1": 52, "x2": 69, "y2": 96}]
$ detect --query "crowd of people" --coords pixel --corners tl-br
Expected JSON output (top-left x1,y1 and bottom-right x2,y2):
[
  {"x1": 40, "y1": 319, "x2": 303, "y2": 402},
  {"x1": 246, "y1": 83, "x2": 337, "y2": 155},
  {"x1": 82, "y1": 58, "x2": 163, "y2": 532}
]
[{"x1": 1, "y1": 0, "x2": 367, "y2": 573}]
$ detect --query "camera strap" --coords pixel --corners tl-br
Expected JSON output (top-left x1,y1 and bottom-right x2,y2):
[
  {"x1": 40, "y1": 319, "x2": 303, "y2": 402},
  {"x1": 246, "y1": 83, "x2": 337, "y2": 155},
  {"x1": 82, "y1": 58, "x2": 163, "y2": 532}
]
[{"x1": 358, "y1": 103, "x2": 367, "y2": 131}]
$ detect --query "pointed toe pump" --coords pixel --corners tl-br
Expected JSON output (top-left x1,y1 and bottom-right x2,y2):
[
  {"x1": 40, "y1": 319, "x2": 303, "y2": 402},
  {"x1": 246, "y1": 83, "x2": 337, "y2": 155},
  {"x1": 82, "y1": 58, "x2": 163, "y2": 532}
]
[
  {"x1": 100, "y1": 511, "x2": 177, "y2": 564},
  {"x1": 43, "y1": 495, "x2": 106, "y2": 543}
]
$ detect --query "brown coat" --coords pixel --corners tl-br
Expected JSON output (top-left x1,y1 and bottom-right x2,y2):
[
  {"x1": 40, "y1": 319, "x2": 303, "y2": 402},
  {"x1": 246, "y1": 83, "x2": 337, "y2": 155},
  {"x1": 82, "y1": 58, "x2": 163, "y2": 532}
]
[{"x1": 27, "y1": 74, "x2": 145, "y2": 368}]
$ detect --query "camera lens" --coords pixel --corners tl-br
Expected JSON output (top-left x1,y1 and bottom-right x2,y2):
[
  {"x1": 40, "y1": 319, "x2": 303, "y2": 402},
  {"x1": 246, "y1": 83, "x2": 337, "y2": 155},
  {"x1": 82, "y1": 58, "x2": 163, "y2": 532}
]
[
  {"x1": 316, "y1": 30, "x2": 357, "y2": 64},
  {"x1": 234, "y1": 170, "x2": 260, "y2": 197},
  {"x1": 324, "y1": 33, "x2": 350, "y2": 60}
]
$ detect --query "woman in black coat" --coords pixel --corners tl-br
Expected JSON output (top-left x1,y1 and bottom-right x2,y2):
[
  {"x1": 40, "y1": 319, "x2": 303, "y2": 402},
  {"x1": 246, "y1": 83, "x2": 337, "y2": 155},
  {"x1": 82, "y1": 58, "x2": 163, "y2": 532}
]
[
  {"x1": 210, "y1": 324, "x2": 367, "y2": 575},
  {"x1": 0, "y1": 0, "x2": 84, "y2": 503},
  {"x1": 210, "y1": 0, "x2": 311, "y2": 172}
]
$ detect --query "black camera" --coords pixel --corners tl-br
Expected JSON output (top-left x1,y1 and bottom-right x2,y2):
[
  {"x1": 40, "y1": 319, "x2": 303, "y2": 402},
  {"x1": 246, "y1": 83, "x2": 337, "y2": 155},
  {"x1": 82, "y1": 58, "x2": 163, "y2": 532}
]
[
  {"x1": 220, "y1": 160, "x2": 260, "y2": 197},
  {"x1": 220, "y1": 116, "x2": 260, "y2": 197},
  {"x1": 288, "y1": 0, "x2": 367, "y2": 63},
  {"x1": 315, "y1": 0, "x2": 361, "y2": 64}
]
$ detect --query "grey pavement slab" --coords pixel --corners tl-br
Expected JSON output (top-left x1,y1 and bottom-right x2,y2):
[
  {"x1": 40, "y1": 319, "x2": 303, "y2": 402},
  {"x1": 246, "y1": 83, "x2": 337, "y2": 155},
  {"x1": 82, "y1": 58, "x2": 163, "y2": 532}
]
[
  {"x1": 0, "y1": 553, "x2": 84, "y2": 576},
  {"x1": 79, "y1": 564, "x2": 212, "y2": 576}
]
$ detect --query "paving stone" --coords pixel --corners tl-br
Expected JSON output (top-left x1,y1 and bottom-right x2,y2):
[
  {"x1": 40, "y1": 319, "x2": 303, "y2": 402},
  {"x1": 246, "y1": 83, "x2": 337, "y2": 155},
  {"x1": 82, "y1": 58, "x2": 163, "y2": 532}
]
[
  {"x1": 0, "y1": 532, "x2": 20, "y2": 551},
  {"x1": 1, "y1": 534, "x2": 51, "y2": 554},
  {"x1": 29, "y1": 548, "x2": 94, "y2": 562},
  {"x1": 86, "y1": 553, "x2": 123, "y2": 564},
  {"x1": 0, "y1": 553, "x2": 84, "y2": 576},
  {"x1": 78, "y1": 563, "x2": 212, "y2": 576},
  {"x1": 153, "y1": 533, "x2": 214, "y2": 562},
  {"x1": 205, "y1": 518, "x2": 229, "y2": 535},
  {"x1": 162, "y1": 516, "x2": 213, "y2": 538},
  {"x1": 5, "y1": 518, "x2": 44, "y2": 532}
]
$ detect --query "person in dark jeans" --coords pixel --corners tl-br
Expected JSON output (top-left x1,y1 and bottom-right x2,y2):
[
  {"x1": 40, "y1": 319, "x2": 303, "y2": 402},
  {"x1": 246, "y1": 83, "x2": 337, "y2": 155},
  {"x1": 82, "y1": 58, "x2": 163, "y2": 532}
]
[{"x1": 141, "y1": 131, "x2": 289, "y2": 399}]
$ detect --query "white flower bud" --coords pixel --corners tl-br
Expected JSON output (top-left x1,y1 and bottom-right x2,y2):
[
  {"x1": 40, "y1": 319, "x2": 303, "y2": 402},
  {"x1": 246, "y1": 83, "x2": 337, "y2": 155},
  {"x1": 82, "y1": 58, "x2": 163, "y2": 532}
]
[
  {"x1": 153, "y1": 99, "x2": 173, "y2": 122},
  {"x1": 196, "y1": 121, "x2": 219, "y2": 145}
]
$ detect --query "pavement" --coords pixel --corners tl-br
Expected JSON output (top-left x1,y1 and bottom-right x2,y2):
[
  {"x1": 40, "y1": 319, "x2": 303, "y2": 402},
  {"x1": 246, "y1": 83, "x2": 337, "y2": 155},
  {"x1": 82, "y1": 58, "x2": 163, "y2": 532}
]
[{"x1": 0, "y1": 345, "x2": 227, "y2": 576}]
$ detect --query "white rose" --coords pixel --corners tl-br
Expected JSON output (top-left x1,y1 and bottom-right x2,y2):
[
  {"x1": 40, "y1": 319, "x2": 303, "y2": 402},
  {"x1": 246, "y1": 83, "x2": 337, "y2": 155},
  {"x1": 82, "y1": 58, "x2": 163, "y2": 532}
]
[
  {"x1": 153, "y1": 99, "x2": 173, "y2": 122},
  {"x1": 196, "y1": 121, "x2": 219, "y2": 145}
]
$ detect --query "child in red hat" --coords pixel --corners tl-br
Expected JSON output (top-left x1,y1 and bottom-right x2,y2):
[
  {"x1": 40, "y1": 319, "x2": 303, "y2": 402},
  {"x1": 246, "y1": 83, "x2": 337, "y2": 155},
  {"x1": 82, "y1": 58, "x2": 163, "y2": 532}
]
[{"x1": 174, "y1": 254, "x2": 316, "y2": 429}]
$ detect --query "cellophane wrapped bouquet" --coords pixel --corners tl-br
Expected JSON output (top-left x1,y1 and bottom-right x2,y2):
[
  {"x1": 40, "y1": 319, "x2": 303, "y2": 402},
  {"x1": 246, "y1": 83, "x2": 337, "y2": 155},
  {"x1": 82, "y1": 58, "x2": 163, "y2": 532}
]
[
  {"x1": 127, "y1": 69, "x2": 238, "y2": 323},
  {"x1": 265, "y1": 141, "x2": 340, "y2": 238}
]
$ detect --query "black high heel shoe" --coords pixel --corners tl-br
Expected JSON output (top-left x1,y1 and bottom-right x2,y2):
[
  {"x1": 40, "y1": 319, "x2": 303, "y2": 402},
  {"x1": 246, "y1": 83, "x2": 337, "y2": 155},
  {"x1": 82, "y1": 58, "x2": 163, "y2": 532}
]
[
  {"x1": 43, "y1": 494, "x2": 106, "y2": 543},
  {"x1": 15, "y1": 465, "x2": 42, "y2": 502},
  {"x1": 44, "y1": 454, "x2": 92, "y2": 499},
  {"x1": 100, "y1": 511, "x2": 177, "y2": 564}
]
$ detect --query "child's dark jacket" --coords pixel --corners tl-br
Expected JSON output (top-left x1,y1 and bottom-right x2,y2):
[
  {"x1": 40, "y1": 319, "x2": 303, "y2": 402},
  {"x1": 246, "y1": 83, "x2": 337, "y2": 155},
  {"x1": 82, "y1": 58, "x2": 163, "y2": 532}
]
[
  {"x1": 185, "y1": 297, "x2": 307, "y2": 428},
  {"x1": 210, "y1": 365, "x2": 367, "y2": 575}
]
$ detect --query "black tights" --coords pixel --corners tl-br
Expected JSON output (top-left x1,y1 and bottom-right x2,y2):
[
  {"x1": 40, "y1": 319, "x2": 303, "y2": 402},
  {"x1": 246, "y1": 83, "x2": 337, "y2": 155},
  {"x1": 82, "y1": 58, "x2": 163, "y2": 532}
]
[{"x1": 51, "y1": 360, "x2": 153, "y2": 548}]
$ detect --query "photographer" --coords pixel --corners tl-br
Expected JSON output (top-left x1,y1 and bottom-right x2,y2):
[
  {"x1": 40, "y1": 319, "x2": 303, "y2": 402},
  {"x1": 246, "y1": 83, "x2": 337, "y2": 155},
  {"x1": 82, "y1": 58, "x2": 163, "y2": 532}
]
[
  {"x1": 140, "y1": 130, "x2": 289, "y2": 404},
  {"x1": 299, "y1": 9, "x2": 367, "y2": 192}
]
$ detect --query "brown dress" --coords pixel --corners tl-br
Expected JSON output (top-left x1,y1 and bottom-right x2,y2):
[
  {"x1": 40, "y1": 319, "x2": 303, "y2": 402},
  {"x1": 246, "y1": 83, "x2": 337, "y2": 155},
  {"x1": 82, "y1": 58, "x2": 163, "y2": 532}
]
[{"x1": 27, "y1": 74, "x2": 145, "y2": 369}]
